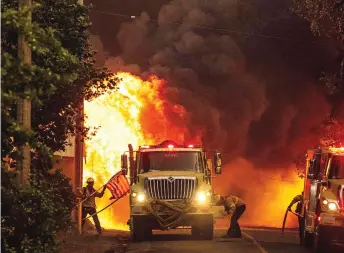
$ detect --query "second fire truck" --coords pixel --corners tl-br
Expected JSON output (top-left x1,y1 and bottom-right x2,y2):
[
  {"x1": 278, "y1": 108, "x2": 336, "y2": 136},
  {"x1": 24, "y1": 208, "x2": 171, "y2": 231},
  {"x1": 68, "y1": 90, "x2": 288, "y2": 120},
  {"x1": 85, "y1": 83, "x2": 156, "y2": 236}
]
[{"x1": 302, "y1": 147, "x2": 344, "y2": 252}]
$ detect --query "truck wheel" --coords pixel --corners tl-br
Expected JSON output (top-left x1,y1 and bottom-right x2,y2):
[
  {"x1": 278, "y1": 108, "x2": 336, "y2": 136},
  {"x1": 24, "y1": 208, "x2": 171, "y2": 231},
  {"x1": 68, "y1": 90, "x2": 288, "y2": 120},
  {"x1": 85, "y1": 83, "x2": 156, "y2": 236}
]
[
  {"x1": 314, "y1": 227, "x2": 330, "y2": 253},
  {"x1": 201, "y1": 223, "x2": 214, "y2": 240},
  {"x1": 302, "y1": 215, "x2": 313, "y2": 248},
  {"x1": 200, "y1": 217, "x2": 214, "y2": 240},
  {"x1": 131, "y1": 217, "x2": 145, "y2": 242},
  {"x1": 192, "y1": 216, "x2": 214, "y2": 240},
  {"x1": 191, "y1": 226, "x2": 201, "y2": 238},
  {"x1": 145, "y1": 228, "x2": 153, "y2": 241},
  {"x1": 303, "y1": 230, "x2": 313, "y2": 248}
]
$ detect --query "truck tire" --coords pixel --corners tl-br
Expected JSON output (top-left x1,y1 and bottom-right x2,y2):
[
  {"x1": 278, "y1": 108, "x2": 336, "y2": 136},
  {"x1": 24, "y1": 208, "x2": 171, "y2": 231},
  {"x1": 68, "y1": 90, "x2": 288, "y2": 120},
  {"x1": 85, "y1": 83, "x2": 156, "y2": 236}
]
[
  {"x1": 201, "y1": 222, "x2": 214, "y2": 240},
  {"x1": 191, "y1": 226, "x2": 201, "y2": 238},
  {"x1": 191, "y1": 216, "x2": 213, "y2": 240},
  {"x1": 303, "y1": 230, "x2": 314, "y2": 248},
  {"x1": 131, "y1": 217, "x2": 145, "y2": 242},
  {"x1": 314, "y1": 227, "x2": 330, "y2": 253},
  {"x1": 193, "y1": 216, "x2": 214, "y2": 240},
  {"x1": 302, "y1": 215, "x2": 313, "y2": 248}
]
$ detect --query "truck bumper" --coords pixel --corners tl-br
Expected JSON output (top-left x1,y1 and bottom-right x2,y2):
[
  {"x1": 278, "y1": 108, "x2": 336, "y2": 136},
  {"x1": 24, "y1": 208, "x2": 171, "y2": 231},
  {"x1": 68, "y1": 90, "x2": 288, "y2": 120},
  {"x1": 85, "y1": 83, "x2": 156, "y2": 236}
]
[
  {"x1": 130, "y1": 213, "x2": 213, "y2": 229},
  {"x1": 318, "y1": 225, "x2": 344, "y2": 242}
]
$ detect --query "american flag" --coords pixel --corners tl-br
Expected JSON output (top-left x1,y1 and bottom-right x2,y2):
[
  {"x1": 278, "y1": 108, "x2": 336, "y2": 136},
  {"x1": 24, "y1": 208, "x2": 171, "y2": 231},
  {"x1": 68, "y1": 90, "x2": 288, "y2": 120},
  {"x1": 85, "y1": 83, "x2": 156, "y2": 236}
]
[{"x1": 106, "y1": 171, "x2": 130, "y2": 200}]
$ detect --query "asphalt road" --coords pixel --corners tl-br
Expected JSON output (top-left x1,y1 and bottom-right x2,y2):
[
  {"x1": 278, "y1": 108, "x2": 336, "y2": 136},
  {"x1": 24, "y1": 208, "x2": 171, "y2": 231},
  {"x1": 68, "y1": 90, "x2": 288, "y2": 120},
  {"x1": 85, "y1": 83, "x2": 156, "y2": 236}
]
[
  {"x1": 108, "y1": 228, "x2": 309, "y2": 253},
  {"x1": 61, "y1": 228, "x2": 344, "y2": 253}
]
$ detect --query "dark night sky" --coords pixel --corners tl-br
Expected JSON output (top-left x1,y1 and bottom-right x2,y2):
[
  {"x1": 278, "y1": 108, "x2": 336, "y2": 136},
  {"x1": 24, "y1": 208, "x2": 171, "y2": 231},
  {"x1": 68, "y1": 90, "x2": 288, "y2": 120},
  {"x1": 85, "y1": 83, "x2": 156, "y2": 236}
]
[{"x1": 86, "y1": 0, "x2": 170, "y2": 55}]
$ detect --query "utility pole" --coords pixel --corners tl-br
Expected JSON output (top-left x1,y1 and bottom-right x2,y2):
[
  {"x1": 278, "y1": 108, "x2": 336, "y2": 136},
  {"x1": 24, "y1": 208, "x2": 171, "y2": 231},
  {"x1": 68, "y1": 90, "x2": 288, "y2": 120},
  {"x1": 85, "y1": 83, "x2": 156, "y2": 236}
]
[
  {"x1": 17, "y1": 0, "x2": 32, "y2": 185},
  {"x1": 76, "y1": 0, "x2": 84, "y2": 235}
]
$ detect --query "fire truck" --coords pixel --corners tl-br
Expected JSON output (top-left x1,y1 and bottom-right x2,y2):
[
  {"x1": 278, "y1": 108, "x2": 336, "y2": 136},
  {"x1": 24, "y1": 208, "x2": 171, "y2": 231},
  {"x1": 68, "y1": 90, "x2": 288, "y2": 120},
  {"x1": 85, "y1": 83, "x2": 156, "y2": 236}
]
[
  {"x1": 302, "y1": 147, "x2": 344, "y2": 252},
  {"x1": 120, "y1": 140, "x2": 222, "y2": 241}
]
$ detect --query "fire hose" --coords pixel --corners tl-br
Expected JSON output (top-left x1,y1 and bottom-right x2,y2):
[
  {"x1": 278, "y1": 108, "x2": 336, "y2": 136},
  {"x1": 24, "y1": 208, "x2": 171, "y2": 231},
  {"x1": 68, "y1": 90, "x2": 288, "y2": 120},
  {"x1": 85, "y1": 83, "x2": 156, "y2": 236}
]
[
  {"x1": 281, "y1": 208, "x2": 302, "y2": 235},
  {"x1": 143, "y1": 199, "x2": 193, "y2": 229},
  {"x1": 75, "y1": 190, "x2": 129, "y2": 222}
]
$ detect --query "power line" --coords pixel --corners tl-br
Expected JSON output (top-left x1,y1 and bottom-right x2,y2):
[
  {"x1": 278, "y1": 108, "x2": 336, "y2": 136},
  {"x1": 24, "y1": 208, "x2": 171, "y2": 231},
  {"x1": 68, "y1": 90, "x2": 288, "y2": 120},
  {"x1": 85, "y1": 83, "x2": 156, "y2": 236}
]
[{"x1": 91, "y1": 9, "x2": 323, "y2": 45}]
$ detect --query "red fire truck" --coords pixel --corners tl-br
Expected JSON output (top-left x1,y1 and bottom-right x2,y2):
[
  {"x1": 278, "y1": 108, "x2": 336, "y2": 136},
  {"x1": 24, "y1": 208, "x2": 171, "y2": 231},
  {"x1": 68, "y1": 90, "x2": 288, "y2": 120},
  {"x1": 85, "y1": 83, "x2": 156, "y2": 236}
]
[{"x1": 302, "y1": 147, "x2": 344, "y2": 252}]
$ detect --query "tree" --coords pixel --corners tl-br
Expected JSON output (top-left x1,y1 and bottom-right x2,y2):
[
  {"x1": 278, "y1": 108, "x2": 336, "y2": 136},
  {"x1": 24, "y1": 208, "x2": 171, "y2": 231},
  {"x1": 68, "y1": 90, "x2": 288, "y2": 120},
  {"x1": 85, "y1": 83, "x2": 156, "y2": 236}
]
[
  {"x1": 1, "y1": 4, "x2": 78, "y2": 252},
  {"x1": 2, "y1": 0, "x2": 118, "y2": 156},
  {"x1": 292, "y1": 0, "x2": 344, "y2": 97},
  {"x1": 1, "y1": 1, "x2": 118, "y2": 252}
]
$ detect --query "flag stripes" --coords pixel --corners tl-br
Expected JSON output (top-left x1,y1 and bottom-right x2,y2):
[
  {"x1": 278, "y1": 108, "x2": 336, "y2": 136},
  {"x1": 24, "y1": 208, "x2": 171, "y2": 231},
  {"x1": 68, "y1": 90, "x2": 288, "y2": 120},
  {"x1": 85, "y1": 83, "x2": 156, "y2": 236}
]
[{"x1": 106, "y1": 171, "x2": 130, "y2": 200}]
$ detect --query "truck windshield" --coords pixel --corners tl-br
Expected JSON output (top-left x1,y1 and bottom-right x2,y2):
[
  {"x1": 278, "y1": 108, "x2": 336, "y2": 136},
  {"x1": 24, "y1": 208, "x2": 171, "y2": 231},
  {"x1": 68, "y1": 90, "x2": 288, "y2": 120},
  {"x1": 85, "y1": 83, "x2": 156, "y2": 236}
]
[
  {"x1": 328, "y1": 156, "x2": 344, "y2": 179},
  {"x1": 140, "y1": 151, "x2": 203, "y2": 173}
]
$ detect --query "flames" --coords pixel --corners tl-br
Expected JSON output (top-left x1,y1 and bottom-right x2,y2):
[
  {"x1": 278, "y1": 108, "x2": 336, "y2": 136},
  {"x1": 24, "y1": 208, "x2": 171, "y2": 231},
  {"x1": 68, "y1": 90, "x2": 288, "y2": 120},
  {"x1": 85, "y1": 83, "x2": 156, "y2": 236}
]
[
  {"x1": 83, "y1": 72, "x2": 190, "y2": 230},
  {"x1": 213, "y1": 158, "x2": 304, "y2": 228},
  {"x1": 83, "y1": 71, "x2": 303, "y2": 231}
]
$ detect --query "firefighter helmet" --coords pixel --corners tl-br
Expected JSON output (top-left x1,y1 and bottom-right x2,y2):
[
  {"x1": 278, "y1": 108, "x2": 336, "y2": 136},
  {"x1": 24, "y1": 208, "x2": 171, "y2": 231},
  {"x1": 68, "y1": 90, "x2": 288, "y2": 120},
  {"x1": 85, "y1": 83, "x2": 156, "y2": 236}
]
[{"x1": 86, "y1": 177, "x2": 94, "y2": 183}]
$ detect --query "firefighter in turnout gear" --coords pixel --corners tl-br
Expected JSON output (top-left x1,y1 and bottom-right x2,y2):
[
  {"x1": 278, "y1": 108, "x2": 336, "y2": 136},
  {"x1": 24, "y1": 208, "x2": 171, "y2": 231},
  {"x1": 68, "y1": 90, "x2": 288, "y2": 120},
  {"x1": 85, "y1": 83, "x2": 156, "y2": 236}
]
[
  {"x1": 215, "y1": 195, "x2": 246, "y2": 238},
  {"x1": 287, "y1": 192, "x2": 304, "y2": 244},
  {"x1": 82, "y1": 177, "x2": 106, "y2": 234}
]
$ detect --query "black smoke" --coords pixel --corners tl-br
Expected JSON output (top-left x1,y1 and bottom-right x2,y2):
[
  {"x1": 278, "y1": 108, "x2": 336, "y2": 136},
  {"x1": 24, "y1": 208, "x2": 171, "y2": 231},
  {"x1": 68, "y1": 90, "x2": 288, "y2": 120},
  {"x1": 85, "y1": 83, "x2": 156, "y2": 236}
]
[{"x1": 88, "y1": 0, "x2": 337, "y2": 168}]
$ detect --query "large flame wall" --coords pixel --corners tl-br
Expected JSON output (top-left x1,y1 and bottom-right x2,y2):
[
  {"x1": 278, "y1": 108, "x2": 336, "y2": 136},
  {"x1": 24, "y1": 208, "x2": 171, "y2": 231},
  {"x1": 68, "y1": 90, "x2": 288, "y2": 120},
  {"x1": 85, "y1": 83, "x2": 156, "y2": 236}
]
[
  {"x1": 83, "y1": 72, "x2": 189, "y2": 230},
  {"x1": 84, "y1": 72, "x2": 303, "y2": 230}
]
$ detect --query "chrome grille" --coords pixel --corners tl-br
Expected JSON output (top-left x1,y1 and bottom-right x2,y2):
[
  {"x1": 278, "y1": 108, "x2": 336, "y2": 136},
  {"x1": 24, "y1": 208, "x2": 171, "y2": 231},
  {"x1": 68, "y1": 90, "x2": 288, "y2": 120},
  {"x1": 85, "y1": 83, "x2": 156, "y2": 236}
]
[{"x1": 146, "y1": 177, "x2": 197, "y2": 200}]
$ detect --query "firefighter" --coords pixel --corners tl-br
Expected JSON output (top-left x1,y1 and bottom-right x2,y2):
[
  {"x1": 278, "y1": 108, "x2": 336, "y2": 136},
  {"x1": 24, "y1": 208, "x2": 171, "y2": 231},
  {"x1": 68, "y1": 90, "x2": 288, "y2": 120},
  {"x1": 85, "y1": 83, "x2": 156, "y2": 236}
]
[
  {"x1": 215, "y1": 195, "x2": 246, "y2": 238},
  {"x1": 82, "y1": 177, "x2": 106, "y2": 235},
  {"x1": 287, "y1": 192, "x2": 304, "y2": 244}
]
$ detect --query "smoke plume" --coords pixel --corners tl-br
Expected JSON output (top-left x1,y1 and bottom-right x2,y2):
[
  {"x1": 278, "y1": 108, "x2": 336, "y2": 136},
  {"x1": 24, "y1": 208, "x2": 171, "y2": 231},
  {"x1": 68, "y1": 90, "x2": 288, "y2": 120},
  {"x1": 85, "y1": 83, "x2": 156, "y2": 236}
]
[{"x1": 107, "y1": 0, "x2": 330, "y2": 162}]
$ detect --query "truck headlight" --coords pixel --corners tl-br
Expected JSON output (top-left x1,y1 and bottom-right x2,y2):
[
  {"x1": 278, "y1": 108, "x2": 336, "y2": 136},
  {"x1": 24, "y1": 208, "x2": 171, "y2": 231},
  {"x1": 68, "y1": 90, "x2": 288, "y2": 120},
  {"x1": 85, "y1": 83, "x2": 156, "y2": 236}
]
[
  {"x1": 196, "y1": 191, "x2": 211, "y2": 204},
  {"x1": 328, "y1": 202, "x2": 337, "y2": 211},
  {"x1": 131, "y1": 192, "x2": 145, "y2": 203},
  {"x1": 321, "y1": 197, "x2": 338, "y2": 211},
  {"x1": 137, "y1": 193, "x2": 145, "y2": 203}
]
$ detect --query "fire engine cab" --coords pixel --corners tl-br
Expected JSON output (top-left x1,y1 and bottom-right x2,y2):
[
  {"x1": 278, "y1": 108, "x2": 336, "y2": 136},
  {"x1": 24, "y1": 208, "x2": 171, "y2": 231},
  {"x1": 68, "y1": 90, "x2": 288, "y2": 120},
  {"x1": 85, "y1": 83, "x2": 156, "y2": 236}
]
[
  {"x1": 121, "y1": 140, "x2": 222, "y2": 241},
  {"x1": 302, "y1": 147, "x2": 344, "y2": 252}
]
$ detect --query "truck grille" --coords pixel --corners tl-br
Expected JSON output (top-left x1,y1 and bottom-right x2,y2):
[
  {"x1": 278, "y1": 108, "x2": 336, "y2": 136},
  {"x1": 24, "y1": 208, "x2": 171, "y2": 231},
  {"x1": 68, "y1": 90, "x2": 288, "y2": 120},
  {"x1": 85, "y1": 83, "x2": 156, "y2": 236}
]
[{"x1": 145, "y1": 177, "x2": 197, "y2": 200}]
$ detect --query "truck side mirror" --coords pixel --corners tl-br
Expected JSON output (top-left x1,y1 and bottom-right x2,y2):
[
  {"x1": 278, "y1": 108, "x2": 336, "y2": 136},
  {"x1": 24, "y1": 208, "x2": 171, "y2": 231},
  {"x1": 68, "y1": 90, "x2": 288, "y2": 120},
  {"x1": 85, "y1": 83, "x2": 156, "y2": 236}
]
[
  {"x1": 214, "y1": 152, "x2": 222, "y2": 175},
  {"x1": 121, "y1": 153, "x2": 128, "y2": 175}
]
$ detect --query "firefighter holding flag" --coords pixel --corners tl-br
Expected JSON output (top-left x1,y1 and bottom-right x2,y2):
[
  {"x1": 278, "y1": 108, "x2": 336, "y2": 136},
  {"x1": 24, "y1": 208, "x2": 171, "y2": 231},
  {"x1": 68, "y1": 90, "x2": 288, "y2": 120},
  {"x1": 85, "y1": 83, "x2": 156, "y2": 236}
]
[
  {"x1": 81, "y1": 177, "x2": 106, "y2": 235},
  {"x1": 81, "y1": 171, "x2": 130, "y2": 235}
]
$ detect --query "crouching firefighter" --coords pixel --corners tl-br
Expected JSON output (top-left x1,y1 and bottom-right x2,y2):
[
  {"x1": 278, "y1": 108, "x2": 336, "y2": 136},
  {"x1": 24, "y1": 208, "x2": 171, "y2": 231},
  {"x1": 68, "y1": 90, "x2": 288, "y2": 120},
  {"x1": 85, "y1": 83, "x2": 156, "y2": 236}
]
[
  {"x1": 215, "y1": 195, "x2": 246, "y2": 238},
  {"x1": 286, "y1": 192, "x2": 304, "y2": 244},
  {"x1": 82, "y1": 177, "x2": 106, "y2": 235}
]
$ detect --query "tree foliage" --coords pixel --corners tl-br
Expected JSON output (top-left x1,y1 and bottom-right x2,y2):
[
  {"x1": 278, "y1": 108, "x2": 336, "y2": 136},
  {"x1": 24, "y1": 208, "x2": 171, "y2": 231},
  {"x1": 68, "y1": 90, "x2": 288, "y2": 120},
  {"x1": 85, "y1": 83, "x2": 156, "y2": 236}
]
[
  {"x1": 292, "y1": 0, "x2": 344, "y2": 41},
  {"x1": 2, "y1": 160, "x2": 76, "y2": 253},
  {"x1": 292, "y1": 0, "x2": 344, "y2": 96},
  {"x1": 2, "y1": 0, "x2": 118, "y2": 156},
  {"x1": 1, "y1": 1, "x2": 118, "y2": 252}
]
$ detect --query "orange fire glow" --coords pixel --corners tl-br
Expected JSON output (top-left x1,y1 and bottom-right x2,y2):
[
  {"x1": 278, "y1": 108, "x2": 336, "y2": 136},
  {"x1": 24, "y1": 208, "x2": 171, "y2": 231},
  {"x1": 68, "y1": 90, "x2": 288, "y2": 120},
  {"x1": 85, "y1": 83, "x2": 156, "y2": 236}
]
[
  {"x1": 83, "y1": 72, "x2": 191, "y2": 230},
  {"x1": 83, "y1": 71, "x2": 303, "y2": 231},
  {"x1": 213, "y1": 157, "x2": 304, "y2": 229}
]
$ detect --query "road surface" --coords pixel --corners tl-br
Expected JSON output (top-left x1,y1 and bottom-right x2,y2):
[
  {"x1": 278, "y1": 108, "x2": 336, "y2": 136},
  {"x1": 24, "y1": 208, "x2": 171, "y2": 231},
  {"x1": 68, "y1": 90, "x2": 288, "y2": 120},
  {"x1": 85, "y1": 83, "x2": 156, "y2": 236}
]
[
  {"x1": 61, "y1": 228, "x2": 344, "y2": 253},
  {"x1": 122, "y1": 228, "x2": 306, "y2": 253}
]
